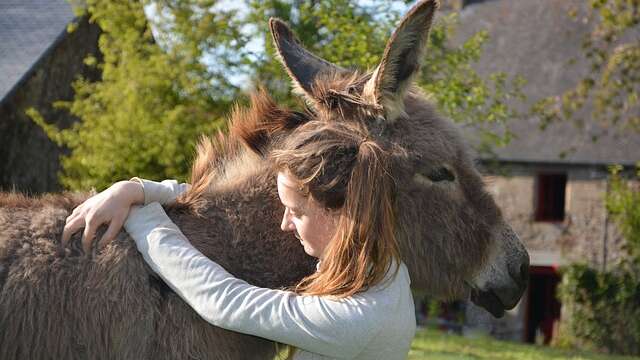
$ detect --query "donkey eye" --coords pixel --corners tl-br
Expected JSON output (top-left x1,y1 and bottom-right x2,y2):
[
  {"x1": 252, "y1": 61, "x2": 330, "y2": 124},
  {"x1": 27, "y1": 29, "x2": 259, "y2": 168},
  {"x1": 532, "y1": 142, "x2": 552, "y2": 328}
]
[{"x1": 427, "y1": 167, "x2": 455, "y2": 182}]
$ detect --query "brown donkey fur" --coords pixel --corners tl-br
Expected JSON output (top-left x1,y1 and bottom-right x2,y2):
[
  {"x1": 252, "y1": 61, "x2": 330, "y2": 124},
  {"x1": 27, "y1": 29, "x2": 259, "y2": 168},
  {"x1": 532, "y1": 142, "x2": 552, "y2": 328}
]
[{"x1": 0, "y1": 1, "x2": 528, "y2": 358}]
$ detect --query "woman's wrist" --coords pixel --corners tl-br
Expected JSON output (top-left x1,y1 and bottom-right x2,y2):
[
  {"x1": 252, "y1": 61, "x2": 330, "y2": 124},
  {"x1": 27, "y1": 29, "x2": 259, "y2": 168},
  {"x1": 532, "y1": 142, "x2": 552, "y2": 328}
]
[{"x1": 116, "y1": 180, "x2": 145, "y2": 206}]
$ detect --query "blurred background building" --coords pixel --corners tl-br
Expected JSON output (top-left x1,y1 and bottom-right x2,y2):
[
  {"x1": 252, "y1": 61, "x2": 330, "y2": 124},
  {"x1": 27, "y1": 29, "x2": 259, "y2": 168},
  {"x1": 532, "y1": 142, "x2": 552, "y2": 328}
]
[{"x1": 446, "y1": 0, "x2": 640, "y2": 344}]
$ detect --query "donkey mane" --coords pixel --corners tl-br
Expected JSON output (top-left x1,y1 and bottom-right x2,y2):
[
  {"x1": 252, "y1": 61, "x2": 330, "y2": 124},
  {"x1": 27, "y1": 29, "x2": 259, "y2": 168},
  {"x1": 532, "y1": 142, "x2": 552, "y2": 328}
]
[{"x1": 179, "y1": 89, "x2": 309, "y2": 209}]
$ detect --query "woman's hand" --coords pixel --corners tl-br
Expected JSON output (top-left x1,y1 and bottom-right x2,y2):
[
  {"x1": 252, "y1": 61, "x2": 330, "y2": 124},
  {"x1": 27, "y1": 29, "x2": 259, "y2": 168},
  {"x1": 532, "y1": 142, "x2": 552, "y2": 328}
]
[{"x1": 62, "y1": 180, "x2": 145, "y2": 253}]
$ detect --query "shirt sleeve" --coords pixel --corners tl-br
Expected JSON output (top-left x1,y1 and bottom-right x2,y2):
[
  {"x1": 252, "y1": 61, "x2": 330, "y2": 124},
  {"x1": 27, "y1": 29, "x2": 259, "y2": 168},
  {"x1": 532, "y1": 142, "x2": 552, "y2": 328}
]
[
  {"x1": 129, "y1": 177, "x2": 190, "y2": 205},
  {"x1": 124, "y1": 202, "x2": 386, "y2": 359}
]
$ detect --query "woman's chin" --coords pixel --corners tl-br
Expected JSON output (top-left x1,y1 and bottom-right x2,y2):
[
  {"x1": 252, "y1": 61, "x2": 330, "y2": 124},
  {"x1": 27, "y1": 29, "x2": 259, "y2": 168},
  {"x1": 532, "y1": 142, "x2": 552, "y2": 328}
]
[{"x1": 301, "y1": 243, "x2": 318, "y2": 258}]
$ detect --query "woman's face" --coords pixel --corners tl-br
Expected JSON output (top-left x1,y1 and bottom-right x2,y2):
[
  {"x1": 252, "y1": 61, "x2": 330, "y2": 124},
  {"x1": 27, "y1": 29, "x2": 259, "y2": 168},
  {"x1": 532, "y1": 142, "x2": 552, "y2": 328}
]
[{"x1": 277, "y1": 172, "x2": 338, "y2": 259}]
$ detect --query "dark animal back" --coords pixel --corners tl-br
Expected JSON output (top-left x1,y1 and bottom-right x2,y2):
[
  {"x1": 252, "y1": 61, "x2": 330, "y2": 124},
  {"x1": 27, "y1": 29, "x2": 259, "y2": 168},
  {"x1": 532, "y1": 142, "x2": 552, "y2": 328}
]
[{"x1": 0, "y1": 193, "x2": 160, "y2": 359}]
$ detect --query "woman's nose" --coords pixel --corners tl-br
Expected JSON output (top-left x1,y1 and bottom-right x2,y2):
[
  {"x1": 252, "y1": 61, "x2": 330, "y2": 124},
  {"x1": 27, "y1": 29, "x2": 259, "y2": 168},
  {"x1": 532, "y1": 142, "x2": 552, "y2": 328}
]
[{"x1": 280, "y1": 210, "x2": 293, "y2": 232}]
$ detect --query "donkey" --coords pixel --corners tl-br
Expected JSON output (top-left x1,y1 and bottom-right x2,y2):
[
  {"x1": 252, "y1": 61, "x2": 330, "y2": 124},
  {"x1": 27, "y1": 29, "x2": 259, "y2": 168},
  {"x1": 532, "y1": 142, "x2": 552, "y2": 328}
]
[{"x1": 0, "y1": 1, "x2": 528, "y2": 359}]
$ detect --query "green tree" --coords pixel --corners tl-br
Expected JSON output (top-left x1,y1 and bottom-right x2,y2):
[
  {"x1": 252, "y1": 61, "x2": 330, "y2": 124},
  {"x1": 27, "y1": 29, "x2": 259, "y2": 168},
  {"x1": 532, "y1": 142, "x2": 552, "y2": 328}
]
[
  {"x1": 31, "y1": 0, "x2": 245, "y2": 190},
  {"x1": 33, "y1": 0, "x2": 524, "y2": 191}
]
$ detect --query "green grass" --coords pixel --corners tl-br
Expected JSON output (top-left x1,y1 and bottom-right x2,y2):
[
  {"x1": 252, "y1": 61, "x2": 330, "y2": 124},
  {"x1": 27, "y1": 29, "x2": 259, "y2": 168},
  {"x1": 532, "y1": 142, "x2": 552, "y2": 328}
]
[{"x1": 409, "y1": 328, "x2": 640, "y2": 360}]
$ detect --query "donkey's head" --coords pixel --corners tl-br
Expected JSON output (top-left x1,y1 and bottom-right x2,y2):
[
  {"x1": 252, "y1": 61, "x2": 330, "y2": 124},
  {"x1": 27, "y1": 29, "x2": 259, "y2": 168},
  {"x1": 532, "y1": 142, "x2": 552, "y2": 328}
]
[{"x1": 261, "y1": 0, "x2": 529, "y2": 317}]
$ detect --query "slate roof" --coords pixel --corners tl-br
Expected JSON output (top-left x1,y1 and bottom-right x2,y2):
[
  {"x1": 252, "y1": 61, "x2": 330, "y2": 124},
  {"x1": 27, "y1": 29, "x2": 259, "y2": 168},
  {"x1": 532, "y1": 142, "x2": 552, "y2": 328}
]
[
  {"x1": 0, "y1": 0, "x2": 75, "y2": 104},
  {"x1": 455, "y1": 0, "x2": 640, "y2": 166}
]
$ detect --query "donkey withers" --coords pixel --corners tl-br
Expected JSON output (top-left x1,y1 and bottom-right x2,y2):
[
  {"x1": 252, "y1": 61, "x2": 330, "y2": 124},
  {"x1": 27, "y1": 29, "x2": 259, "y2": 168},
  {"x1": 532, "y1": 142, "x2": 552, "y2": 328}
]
[{"x1": 0, "y1": 1, "x2": 528, "y2": 358}]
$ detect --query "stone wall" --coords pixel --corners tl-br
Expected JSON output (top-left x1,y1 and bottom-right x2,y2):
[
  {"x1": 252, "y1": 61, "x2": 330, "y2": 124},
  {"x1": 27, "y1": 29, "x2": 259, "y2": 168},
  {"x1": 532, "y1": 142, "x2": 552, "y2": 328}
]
[
  {"x1": 0, "y1": 17, "x2": 100, "y2": 194},
  {"x1": 484, "y1": 163, "x2": 627, "y2": 269}
]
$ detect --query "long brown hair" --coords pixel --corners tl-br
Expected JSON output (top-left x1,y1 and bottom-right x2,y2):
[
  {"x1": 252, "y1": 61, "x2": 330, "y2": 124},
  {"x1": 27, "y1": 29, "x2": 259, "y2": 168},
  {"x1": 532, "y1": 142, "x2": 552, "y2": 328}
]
[{"x1": 271, "y1": 120, "x2": 401, "y2": 299}]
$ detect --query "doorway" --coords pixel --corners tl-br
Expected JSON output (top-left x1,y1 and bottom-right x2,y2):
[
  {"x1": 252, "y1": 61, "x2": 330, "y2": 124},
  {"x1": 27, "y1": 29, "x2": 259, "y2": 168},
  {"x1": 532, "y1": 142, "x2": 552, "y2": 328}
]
[{"x1": 525, "y1": 266, "x2": 561, "y2": 344}]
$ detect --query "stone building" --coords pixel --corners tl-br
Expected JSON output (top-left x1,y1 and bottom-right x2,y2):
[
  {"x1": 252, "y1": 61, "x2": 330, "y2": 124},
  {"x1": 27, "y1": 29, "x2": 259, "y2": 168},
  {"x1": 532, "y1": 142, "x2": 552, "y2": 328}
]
[
  {"x1": 0, "y1": 0, "x2": 100, "y2": 193},
  {"x1": 452, "y1": 0, "x2": 640, "y2": 344}
]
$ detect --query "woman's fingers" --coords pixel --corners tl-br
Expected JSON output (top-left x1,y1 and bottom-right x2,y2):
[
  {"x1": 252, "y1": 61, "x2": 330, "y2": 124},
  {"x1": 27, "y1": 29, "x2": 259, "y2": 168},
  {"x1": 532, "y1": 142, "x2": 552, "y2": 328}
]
[
  {"x1": 59, "y1": 181, "x2": 138, "y2": 253},
  {"x1": 62, "y1": 209, "x2": 118, "y2": 253},
  {"x1": 82, "y1": 216, "x2": 100, "y2": 254},
  {"x1": 61, "y1": 197, "x2": 93, "y2": 247},
  {"x1": 98, "y1": 215, "x2": 125, "y2": 249},
  {"x1": 70, "y1": 203, "x2": 83, "y2": 217},
  {"x1": 61, "y1": 213, "x2": 85, "y2": 247}
]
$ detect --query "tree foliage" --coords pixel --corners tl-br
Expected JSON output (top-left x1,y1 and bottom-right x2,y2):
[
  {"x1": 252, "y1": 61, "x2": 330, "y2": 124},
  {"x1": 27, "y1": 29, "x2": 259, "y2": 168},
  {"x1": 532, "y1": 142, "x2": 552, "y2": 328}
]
[
  {"x1": 31, "y1": 0, "x2": 241, "y2": 190},
  {"x1": 32, "y1": 0, "x2": 524, "y2": 191},
  {"x1": 533, "y1": 0, "x2": 640, "y2": 134},
  {"x1": 606, "y1": 164, "x2": 640, "y2": 266}
]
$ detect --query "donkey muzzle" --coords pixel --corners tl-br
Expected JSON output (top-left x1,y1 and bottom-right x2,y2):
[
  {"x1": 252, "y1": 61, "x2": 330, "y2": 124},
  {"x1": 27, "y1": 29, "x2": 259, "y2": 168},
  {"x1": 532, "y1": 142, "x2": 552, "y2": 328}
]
[{"x1": 470, "y1": 225, "x2": 530, "y2": 318}]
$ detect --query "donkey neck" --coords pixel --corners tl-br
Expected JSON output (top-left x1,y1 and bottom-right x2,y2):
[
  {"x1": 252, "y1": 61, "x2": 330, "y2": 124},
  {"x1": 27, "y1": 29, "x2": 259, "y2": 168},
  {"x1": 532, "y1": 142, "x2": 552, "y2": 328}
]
[{"x1": 167, "y1": 162, "x2": 316, "y2": 289}]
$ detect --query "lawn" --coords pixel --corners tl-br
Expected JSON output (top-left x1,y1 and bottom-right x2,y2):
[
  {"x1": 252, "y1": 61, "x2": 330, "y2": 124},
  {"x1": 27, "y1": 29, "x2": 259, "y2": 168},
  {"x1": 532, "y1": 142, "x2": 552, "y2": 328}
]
[{"x1": 409, "y1": 328, "x2": 639, "y2": 360}]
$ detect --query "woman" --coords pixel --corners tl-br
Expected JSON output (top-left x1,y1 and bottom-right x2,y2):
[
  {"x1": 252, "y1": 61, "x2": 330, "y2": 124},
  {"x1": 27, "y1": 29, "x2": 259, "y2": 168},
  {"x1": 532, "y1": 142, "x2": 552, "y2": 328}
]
[{"x1": 62, "y1": 120, "x2": 416, "y2": 359}]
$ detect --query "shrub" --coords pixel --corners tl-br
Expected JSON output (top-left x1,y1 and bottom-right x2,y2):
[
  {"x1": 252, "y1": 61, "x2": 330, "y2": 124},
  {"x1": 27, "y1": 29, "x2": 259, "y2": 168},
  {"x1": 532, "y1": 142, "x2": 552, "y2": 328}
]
[{"x1": 556, "y1": 264, "x2": 640, "y2": 355}]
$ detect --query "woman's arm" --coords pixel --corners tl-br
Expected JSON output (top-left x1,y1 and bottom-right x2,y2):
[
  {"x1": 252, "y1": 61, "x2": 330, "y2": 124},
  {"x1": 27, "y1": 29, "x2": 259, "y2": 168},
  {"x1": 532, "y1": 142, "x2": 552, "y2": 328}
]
[
  {"x1": 125, "y1": 202, "x2": 389, "y2": 358},
  {"x1": 62, "y1": 178, "x2": 189, "y2": 252},
  {"x1": 130, "y1": 177, "x2": 190, "y2": 205}
]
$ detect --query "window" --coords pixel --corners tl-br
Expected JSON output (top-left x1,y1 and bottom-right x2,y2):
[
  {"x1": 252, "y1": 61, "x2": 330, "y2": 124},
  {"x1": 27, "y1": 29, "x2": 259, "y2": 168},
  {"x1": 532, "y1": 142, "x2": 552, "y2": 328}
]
[{"x1": 535, "y1": 173, "x2": 567, "y2": 222}]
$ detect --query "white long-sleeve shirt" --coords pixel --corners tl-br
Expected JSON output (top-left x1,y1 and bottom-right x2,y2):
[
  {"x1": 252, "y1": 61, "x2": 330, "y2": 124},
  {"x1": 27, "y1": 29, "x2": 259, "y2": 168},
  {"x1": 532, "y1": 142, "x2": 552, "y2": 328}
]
[{"x1": 124, "y1": 179, "x2": 416, "y2": 360}]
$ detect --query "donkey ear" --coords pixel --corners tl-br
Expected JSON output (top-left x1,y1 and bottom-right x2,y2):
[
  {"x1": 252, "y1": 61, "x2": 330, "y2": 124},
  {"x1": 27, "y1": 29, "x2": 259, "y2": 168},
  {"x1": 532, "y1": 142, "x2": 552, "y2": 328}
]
[
  {"x1": 363, "y1": 0, "x2": 439, "y2": 122},
  {"x1": 269, "y1": 18, "x2": 342, "y2": 102}
]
